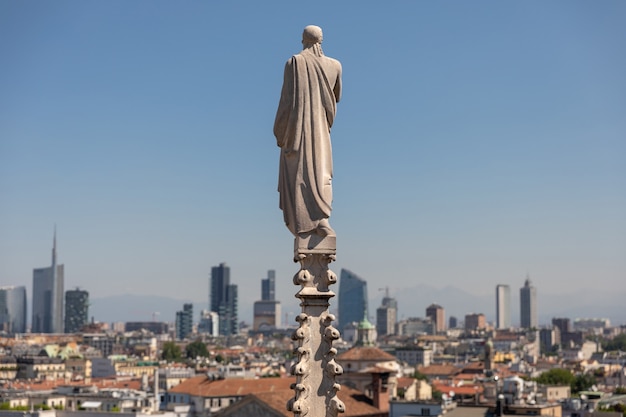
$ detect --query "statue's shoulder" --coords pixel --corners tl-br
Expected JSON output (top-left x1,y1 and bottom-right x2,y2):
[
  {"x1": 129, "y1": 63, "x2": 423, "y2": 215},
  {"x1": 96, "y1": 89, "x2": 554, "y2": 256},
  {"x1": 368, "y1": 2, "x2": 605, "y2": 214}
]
[{"x1": 324, "y1": 56, "x2": 342, "y2": 71}]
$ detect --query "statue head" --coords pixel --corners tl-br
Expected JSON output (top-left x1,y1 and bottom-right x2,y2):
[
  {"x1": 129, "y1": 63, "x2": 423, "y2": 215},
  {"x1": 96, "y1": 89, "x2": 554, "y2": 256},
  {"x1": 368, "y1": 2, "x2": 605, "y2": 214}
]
[{"x1": 302, "y1": 25, "x2": 323, "y2": 47}]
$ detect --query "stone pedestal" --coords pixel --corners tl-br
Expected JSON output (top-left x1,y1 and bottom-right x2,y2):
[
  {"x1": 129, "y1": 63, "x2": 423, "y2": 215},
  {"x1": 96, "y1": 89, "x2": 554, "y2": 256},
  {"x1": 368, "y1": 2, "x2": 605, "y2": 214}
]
[{"x1": 287, "y1": 252, "x2": 344, "y2": 417}]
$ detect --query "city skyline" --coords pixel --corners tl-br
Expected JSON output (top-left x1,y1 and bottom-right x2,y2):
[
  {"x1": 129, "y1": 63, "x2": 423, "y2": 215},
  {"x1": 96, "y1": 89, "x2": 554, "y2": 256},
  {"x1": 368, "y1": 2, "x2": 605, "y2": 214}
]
[
  {"x1": 5, "y1": 235, "x2": 624, "y2": 330},
  {"x1": 1, "y1": 3, "x2": 624, "y2": 325}
]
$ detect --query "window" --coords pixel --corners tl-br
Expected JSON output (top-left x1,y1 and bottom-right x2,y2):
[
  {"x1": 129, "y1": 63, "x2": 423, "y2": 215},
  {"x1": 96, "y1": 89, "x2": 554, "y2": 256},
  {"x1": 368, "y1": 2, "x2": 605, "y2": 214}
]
[{"x1": 421, "y1": 408, "x2": 431, "y2": 416}]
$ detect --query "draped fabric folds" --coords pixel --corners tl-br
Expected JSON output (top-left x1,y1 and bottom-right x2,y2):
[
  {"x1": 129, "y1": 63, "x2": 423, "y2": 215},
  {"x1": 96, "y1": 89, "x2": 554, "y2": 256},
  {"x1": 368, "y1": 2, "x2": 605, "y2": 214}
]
[{"x1": 274, "y1": 50, "x2": 341, "y2": 236}]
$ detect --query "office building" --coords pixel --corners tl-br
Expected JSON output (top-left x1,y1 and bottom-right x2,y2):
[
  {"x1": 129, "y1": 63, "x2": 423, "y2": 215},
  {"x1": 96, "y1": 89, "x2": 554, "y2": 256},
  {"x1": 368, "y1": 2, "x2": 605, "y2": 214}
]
[
  {"x1": 198, "y1": 310, "x2": 219, "y2": 336},
  {"x1": 397, "y1": 317, "x2": 433, "y2": 336},
  {"x1": 0, "y1": 286, "x2": 27, "y2": 334},
  {"x1": 540, "y1": 328, "x2": 559, "y2": 354},
  {"x1": 465, "y1": 313, "x2": 486, "y2": 332},
  {"x1": 496, "y1": 284, "x2": 511, "y2": 329},
  {"x1": 261, "y1": 270, "x2": 275, "y2": 301},
  {"x1": 125, "y1": 322, "x2": 168, "y2": 334},
  {"x1": 520, "y1": 277, "x2": 537, "y2": 328},
  {"x1": 551, "y1": 317, "x2": 571, "y2": 335},
  {"x1": 338, "y1": 269, "x2": 368, "y2": 332},
  {"x1": 449, "y1": 316, "x2": 458, "y2": 329},
  {"x1": 64, "y1": 288, "x2": 89, "y2": 333},
  {"x1": 210, "y1": 263, "x2": 238, "y2": 336},
  {"x1": 426, "y1": 303, "x2": 445, "y2": 333},
  {"x1": 32, "y1": 231, "x2": 64, "y2": 333},
  {"x1": 175, "y1": 303, "x2": 193, "y2": 340},
  {"x1": 254, "y1": 271, "x2": 281, "y2": 331},
  {"x1": 376, "y1": 290, "x2": 397, "y2": 336}
]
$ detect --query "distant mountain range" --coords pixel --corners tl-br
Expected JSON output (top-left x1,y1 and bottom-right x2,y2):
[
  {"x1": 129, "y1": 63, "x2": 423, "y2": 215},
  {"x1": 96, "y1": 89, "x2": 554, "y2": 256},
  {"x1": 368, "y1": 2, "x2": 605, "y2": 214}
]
[{"x1": 90, "y1": 285, "x2": 626, "y2": 328}]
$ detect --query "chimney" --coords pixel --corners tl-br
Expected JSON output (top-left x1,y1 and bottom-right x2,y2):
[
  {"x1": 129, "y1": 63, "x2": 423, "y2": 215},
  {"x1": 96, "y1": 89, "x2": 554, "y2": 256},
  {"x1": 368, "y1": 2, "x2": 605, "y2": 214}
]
[{"x1": 371, "y1": 371, "x2": 390, "y2": 412}]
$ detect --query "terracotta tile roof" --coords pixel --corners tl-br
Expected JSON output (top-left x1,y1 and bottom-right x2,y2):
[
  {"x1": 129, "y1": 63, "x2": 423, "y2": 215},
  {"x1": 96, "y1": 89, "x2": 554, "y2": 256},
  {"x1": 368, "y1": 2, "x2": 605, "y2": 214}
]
[
  {"x1": 396, "y1": 377, "x2": 417, "y2": 389},
  {"x1": 460, "y1": 362, "x2": 486, "y2": 374},
  {"x1": 228, "y1": 386, "x2": 385, "y2": 417},
  {"x1": 456, "y1": 373, "x2": 478, "y2": 381},
  {"x1": 168, "y1": 375, "x2": 293, "y2": 397},
  {"x1": 418, "y1": 364, "x2": 460, "y2": 377},
  {"x1": 336, "y1": 346, "x2": 397, "y2": 362},
  {"x1": 432, "y1": 382, "x2": 483, "y2": 396}
]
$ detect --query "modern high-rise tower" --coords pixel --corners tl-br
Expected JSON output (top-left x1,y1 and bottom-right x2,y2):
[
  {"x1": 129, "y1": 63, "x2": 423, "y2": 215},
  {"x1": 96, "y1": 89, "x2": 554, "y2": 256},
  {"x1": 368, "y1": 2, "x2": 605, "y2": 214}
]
[
  {"x1": 376, "y1": 288, "x2": 397, "y2": 336},
  {"x1": 32, "y1": 231, "x2": 64, "y2": 333},
  {"x1": 210, "y1": 263, "x2": 238, "y2": 336},
  {"x1": 261, "y1": 270, "x2": 276, "y2": 301},
  {"x1": 0, "y1": 286, "x2": 27, "y2": 334},
  {"x1": 253, "y1": 270, "x2": 281, "y2": 331},
  {"x1": 65, "y1": 288, "x2": 89, "y2": 333},
  {"x1": 495, "y1": 284, "x2": 511, "y2": 329},
  {"x1": 175, "y1": 303, "x2": 193, "y2": 340},
  {"x1": 426, "y1": 303, "x2": 446, "y2": 333},
  {"x1": 520, "y1": 277, "x2": 537, "y2": 328},
  {"x1": 338, "y1": 269, "x2": 368, "y2": 332}
]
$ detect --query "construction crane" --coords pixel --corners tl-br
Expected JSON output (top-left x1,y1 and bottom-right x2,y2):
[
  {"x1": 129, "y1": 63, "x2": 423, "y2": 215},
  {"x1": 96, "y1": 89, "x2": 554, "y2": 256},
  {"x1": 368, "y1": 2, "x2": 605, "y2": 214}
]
[{"x1": 378, "y1": 287, "x2": 391, "y2": 298}]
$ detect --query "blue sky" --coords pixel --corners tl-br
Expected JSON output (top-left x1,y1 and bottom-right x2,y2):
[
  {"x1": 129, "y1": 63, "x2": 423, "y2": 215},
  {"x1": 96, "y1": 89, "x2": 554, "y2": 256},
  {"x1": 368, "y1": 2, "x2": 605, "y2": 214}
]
[{"x1": 1, "y1": 2, "x2": 625, "y2": 324}]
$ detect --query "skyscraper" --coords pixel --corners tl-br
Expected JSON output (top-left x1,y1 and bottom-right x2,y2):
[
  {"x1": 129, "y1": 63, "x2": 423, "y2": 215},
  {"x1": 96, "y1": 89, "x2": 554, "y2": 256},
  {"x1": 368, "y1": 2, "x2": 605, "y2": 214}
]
[
  {"x1": 551, "y1": 317, "x2": 571, "y2": 335},
  {"x1": 254, "y1": 270, "x2": 281, "y2": 331},
  {"x1": 175, "y1": 303, "x2": 193, "y2": 340},
  {"x1": 426, "y1": 303, "x2": 446, "y2": 333},
  {"x1": 496, "y1": 284, "x2": 511, "y2": 329},
  {"x1": 32, "y1": 231, "x2": 64, "y2": 333},
  {"x1": 65, "y1": 288, "x2": 89, "y2": 333},
  {"x1": 376, "y1": 289, "x2": 397, "y2": 336},
  {"x1": 210, "y1": 263, "x2": 238, "y2": 336},
  {"x1": 338, "y1": 269, "x2": 368, "y2": 332},
  {"x1": 520, "y1": 277, "x2": 538, "y2": 328},
  {"x1": 261, "y1": 270, "x2": 276, "y2": 301},
  {"x1": 0, "y1": 286, "x2": 27, "y2": 334}
]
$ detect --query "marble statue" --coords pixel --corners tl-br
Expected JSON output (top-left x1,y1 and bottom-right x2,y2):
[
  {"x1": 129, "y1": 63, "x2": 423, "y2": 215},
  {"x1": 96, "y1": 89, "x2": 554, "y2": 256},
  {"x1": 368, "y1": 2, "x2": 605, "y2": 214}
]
[
  {"x1": 274, "y1": 25, "x2": 342, "y2": 251},
  {"x1": 276, "y1": 26, "x2": 346, "y2": 416}
]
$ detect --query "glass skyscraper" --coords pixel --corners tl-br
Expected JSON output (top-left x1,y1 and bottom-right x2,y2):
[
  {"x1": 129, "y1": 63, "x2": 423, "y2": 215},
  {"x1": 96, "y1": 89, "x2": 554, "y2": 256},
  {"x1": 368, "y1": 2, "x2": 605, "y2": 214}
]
[
  {"x1": 338, "y1": 269, "x2": 368, "y2": 332},
  {"x1": 210, "y1": 263, "x2": 238, "y2": 336},
  {"x1": 520, "y1": 277, "x2": 538, "y2": 328},
  {"x1": 32, "y1": 232, "x2": 64, "y2": 333},
  {"x1": 65, "y1": 288, "x2": 89, "y2": 333},
  {"x1": 0, "y1": 286, "x2": 27, "y2": 334},
  {"x1": 175, "y1": 303, "x2": 193, "y2": 340}
]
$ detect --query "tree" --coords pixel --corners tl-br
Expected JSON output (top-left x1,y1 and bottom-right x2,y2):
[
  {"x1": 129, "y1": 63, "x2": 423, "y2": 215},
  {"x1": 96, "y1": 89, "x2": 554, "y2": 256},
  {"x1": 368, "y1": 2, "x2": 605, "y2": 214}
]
[
  {"x1": 161, "y1": 341, "x2": 182, "y2": 362},
  {"x1": 432, "y1": 389, "x2": 443, "y2": 402},
  {"x1": 572, "y1": 373, "x2": 596, "y2": 394},
  {"x1": 534, "y1": 368, "x2": 575, "y2": 386},
  {"x1": 185, "y1": 340, "x2": 210, "y2": 359},
  {"x1": 412, "y1": 370, "x2": 428, "y2": 381},
  {"x1": 603, "y1": 333, "x2": 626, "y2": 351}
]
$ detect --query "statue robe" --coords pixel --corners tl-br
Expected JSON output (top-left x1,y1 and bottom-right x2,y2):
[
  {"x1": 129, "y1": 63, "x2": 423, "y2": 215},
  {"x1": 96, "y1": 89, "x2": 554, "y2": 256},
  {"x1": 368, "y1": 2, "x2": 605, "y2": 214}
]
[{"x1": 274, "y1": 49, "x2": 342, "y2": 236}]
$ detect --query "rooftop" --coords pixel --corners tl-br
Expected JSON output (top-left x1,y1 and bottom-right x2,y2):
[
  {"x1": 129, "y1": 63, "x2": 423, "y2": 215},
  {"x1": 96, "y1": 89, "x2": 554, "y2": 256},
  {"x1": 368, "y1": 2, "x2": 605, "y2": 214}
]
[{"x1": 337, "y1": 346, "x2": 397, "y2": 362}]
